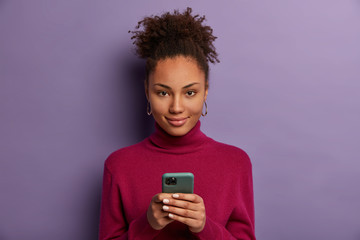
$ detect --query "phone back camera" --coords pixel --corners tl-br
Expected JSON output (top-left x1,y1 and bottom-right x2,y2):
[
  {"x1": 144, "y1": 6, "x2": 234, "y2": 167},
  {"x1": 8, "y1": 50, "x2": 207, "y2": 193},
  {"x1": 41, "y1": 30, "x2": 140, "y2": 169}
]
[{"x1": 165, "y1": 177, "x2": 177, "y2": 185}]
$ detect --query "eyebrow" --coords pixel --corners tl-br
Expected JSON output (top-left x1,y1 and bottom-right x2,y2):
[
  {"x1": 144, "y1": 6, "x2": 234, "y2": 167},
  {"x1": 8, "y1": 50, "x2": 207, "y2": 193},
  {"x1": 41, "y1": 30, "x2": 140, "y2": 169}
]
[{"x1": 153, "y1": 82, "x2": 200, "y2": 89}]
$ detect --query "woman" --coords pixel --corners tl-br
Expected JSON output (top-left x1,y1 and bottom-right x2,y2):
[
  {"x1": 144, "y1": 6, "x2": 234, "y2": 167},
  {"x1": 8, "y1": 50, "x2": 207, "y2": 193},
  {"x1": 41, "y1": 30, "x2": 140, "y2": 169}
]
[{"x1": 99, "y1": 8, "x2": 256, "y2": 239}]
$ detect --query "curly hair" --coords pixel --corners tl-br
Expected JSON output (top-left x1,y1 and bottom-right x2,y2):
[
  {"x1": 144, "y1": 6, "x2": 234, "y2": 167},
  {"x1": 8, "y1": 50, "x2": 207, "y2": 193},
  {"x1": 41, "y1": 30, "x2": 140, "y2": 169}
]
[{"x1": 129, "y1": 7, "x2": 219, "y2": 84}]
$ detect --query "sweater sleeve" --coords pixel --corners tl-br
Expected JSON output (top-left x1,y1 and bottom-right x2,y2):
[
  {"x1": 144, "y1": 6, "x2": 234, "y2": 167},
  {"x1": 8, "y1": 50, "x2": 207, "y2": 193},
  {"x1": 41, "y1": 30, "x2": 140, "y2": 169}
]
[
  {"x1": 99, "y1": 165, "x2": 161, "y2": 240},
  {"x1": 192, "y1": 157, "x2": 256, "y2": 240}
]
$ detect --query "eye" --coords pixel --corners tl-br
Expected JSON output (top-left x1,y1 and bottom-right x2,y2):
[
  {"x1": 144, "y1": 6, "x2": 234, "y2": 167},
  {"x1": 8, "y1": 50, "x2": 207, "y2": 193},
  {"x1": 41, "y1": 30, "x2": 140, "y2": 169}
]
[
  {"x1": 158, "y1": 91, "x2": 169, "y2": 96},
  {"x1": 186, "y1": 90, "x2": 196, "y2": 96}
]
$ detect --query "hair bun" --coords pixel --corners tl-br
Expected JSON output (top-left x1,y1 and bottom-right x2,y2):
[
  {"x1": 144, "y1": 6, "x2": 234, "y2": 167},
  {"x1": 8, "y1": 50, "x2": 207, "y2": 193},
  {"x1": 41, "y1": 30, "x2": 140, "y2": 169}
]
[{"x1": 130, "y1": 7, "x2": 219, "y2": 64}]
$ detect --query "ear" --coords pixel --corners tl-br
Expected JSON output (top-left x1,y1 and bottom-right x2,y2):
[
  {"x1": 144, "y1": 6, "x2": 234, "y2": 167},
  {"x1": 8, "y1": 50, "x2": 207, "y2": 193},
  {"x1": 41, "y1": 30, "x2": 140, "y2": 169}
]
[{"x1": 204, "y1": 83, "x2": 209, "y2": 102}]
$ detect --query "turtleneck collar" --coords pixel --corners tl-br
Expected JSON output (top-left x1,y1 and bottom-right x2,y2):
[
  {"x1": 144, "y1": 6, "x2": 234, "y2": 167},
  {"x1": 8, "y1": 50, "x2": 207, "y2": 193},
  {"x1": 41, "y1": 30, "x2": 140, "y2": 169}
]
[{"x1": 148, "y1": 121, "x2": 208, "y2": 154}]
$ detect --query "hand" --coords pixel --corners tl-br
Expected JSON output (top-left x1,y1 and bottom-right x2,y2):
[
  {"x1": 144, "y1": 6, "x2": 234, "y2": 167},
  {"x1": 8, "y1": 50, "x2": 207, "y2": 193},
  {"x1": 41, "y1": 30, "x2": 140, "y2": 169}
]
[
  {"x1": 147, "y1": 193, "x2": 174, "y2": 230},
  {"x1": 162, "y1": 193, "x2": 206, "y2": 233}
]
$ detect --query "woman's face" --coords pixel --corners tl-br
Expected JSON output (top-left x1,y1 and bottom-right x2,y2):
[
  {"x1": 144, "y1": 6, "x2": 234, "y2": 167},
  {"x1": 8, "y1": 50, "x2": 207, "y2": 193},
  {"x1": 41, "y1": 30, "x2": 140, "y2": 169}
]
[{"x1": 146, "y1": 56, "x2": 208, "y2": 136}]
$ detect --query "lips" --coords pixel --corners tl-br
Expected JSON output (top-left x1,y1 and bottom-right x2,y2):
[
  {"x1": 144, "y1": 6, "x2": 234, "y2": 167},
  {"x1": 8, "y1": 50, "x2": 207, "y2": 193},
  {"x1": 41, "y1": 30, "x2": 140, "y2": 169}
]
[{"x1": 166, "y1": 117, "x2": 188, "y2": 127}]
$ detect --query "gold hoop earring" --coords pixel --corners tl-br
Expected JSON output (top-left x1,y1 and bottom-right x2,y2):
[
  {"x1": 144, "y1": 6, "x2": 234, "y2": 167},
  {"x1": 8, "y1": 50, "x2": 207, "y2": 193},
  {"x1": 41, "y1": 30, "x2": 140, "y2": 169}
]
[
  {"x1": 147, "y1": 101, "x2": 152, "y2": 116},
  {"x1": 202, "y1": 101, "x2": 208, "y2": 117}
]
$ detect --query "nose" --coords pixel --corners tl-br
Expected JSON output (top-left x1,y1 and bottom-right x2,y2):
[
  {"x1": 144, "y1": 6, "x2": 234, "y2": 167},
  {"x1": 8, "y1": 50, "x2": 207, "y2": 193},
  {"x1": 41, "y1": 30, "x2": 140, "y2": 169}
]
[{"x1": 169, "y1": 95, "x2": 184, "y2": 114}]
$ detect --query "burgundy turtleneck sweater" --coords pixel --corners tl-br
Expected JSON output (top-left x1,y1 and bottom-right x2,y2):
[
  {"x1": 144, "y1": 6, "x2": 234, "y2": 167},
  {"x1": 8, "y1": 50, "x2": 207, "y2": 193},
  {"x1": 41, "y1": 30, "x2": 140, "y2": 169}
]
[{"x1": 99, "y1": 121, "x2": 255, "y2": 239}]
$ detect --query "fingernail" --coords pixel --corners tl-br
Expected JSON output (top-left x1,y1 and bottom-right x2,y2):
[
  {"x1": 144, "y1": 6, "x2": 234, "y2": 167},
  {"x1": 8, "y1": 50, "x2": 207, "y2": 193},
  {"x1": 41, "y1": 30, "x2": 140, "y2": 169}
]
[
  {"x1": 168, "y1": 213, "x2": 174, "y2": 218},
  {"x1": 162, "y1": 205, "x2": 169, "y2": 211},
  {"x1": 172, "y1": 194, "x2": 179, "y2": 198},
  {"x1": 163, "y1": 199, "x2": 169, "y2": 204}
]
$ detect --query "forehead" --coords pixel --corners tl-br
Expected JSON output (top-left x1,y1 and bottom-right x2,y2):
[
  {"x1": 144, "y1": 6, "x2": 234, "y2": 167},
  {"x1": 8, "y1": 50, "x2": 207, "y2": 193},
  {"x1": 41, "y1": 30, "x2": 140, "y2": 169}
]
[{"x1": 149, "y1": 56, "x2": 205, "y2": 87}]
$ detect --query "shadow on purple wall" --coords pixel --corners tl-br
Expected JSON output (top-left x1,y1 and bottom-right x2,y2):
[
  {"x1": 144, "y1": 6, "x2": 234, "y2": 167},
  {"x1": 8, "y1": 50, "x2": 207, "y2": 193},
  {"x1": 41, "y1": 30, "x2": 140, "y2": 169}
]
[
  {"x1": 111, "y1": 51, "x2": 155, "y2": 144},
  {"x1": 122, "y1": 57, "x2": 155, "y2": 140},
  {"x1": 87, "y1": 177, "x2": 103, "y2": 240},
  {"x1": 86, "y1": 54, "x2": 154, "y2": 239}
]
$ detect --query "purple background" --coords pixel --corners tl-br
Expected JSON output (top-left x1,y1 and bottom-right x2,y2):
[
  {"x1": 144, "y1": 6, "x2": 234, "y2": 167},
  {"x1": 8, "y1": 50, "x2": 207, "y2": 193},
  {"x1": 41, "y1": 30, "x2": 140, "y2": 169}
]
[{"x1": 1, "y1": 0, "x2": 359, "y2": 239}]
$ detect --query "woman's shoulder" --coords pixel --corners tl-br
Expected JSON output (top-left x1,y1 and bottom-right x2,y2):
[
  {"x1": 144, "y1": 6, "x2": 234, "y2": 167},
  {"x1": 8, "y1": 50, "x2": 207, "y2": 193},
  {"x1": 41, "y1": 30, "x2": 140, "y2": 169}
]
[
  {"x1": 207, "y1": 137, "x2": 248, "y2": 155},
  {"x1": 205, "y1": 137, "x2": 252, "y2": 166},
  {"x1": 104, "y1": 139, "x2": 149, "y2": 169}
]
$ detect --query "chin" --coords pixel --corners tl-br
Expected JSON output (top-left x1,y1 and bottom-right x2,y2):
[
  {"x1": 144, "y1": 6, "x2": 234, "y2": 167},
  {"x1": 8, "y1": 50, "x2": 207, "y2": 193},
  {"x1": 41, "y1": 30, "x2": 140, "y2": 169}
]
[{"x1": 164, "y1": 127, "x2": 189, "y2": 137}]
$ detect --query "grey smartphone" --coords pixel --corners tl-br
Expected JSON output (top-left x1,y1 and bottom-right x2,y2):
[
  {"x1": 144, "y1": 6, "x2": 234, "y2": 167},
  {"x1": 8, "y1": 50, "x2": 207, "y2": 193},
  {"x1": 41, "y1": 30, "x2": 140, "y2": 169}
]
[{"x1": 162, "y1": 172, "x2": 194, "y2": 194}]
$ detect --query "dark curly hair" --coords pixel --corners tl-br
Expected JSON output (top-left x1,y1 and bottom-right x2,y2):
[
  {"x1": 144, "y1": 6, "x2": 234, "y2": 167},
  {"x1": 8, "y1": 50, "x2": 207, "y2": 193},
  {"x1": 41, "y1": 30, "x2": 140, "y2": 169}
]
[{"x1": 129, "y1": 7, "x2": 219, "y2": 85}]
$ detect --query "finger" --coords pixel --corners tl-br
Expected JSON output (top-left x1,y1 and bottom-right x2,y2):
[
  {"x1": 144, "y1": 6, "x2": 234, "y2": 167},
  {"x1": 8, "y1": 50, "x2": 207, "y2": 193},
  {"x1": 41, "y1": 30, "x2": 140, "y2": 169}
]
[
  {"x1": 153, "y1": 193, "x2": 173, "y2": 203},
  {"x1": 162, "y1": 205, "x2": 198, "y2": 219},
  {"x1": 163, "y1": 198, "x2": 199, "y2": 211},
  {"x1": 172, "y1": 193, "x2": 203, "y2": 204},
  {"x1": 156, "y1": 205, "x2": 172, "y2": 218},
  {"x1": 149, "y1": 202, "x2": 175, "y2": 222}
]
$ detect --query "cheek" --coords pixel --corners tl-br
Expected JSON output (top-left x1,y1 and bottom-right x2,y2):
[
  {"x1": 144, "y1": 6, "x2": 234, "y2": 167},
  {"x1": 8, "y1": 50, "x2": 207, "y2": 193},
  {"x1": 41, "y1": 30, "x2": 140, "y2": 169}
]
[
  {"x1": 149, "y1": 97, "x2": 167, "y2": 113},
  {"x1": 186, "y1": 99, "x2": 204, "y2": 113}
]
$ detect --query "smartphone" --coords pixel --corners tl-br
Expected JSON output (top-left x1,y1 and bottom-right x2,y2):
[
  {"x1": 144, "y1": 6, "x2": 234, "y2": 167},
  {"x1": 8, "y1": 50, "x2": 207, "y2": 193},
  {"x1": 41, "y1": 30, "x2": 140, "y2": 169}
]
[{"x1": 162, "y1": 172, "x2": 194, "y2": 194}]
